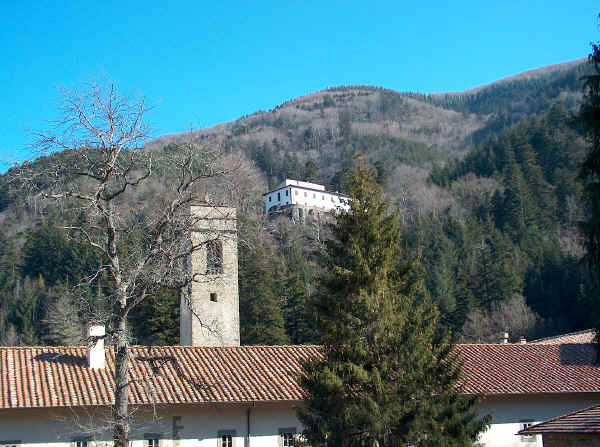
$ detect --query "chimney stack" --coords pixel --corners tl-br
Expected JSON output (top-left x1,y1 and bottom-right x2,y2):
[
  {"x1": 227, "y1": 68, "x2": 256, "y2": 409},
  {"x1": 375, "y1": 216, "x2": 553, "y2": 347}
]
[
  {"x1": 520, "y1": 336, "x2": 527, "y2": 344},
  {"x1": 502, "y1": 332, "x2": 509, "y2": 344},
  {"x1": 87, "y1": 323, "x2": 105, "y2": 369}
]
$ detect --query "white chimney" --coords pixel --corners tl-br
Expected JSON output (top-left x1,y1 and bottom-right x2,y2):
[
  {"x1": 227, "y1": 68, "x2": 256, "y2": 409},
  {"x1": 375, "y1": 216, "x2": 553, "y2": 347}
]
[
  {"x1": 87, "y1": 323, "x2": 106, "y2": 369},
  {"x1": 520, "y1": 336, "x2": 526, "y2": 344},
  {"x1": 502, "y1": 332, "x2": 509, "y2": 344}
]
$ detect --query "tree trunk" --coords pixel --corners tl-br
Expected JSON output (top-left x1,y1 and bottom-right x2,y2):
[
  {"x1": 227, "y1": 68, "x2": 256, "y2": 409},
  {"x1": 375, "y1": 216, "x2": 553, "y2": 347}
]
[{"x1": 113, "y1": 306, "x2": 130, "y2": 447}]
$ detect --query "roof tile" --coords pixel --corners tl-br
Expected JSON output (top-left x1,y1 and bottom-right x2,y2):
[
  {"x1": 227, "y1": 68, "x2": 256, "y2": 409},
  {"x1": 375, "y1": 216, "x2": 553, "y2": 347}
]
[
  {"x1": 520, "y1": 404, "x2": 600, "y2": 434},
  {"x1": 1, "y1": 343, "x2": 600, "y2": 410}
]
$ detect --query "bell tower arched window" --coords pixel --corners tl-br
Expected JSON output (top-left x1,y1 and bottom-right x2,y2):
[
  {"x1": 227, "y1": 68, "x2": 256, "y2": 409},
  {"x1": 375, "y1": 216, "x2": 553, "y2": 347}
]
[{"x1": 206, "y1": 239, "x2": 223, "y2": 274}]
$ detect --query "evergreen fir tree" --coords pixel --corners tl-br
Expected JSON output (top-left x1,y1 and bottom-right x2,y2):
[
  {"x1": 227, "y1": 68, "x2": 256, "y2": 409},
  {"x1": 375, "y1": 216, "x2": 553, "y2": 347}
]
[
  {"x1": 282, "y1": 252, "x2": 316, "y2": 345},
  {"x1": 579, "y1": 31, "x2": 600, "y2": 357},
  {"x1": 298, "y1": 160, "x2": 488, "y2": 447},
  {"x1": 239, "y1": 243, "x2": 289, "y2": 345},
  {"x1": 129, "y1": 287, "x2": 180, "y2": 345},
  {"x1": 501, "y1": 159, "x2": 531, "y2": 239}
]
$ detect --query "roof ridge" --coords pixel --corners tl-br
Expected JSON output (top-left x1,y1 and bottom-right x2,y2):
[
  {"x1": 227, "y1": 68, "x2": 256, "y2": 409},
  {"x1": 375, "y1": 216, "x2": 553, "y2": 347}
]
[
  {"x1": 2, "y1": 343, "x2": 588, "y2": 349},
  {"x1": 530, "y1": 328, "x2": 596, "y2": 344}
]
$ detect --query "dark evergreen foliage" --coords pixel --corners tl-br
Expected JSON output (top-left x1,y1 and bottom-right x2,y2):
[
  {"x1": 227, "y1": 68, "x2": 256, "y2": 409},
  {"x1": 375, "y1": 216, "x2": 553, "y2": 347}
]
[
  {"x1": 579, "y1": 35, "x2": 600, "y2": 356},
  {"x1": 298, "y1": 161, "x2": 488, "y2": 447},
  {"x1": 239, "y1": 241, "x2": 289, "y2": 345},
  {"x1": 129, "y1": 287, "x2": 180, "y2": 345}
]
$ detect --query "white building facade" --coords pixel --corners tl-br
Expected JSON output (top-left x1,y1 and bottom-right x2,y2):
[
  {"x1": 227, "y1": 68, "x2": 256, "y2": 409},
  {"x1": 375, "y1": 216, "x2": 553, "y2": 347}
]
[
  {"x1": 0, "y1": 403, "x2": 301, "y2": 447},
  {"x1": 263, "y1": 179, "x2": 349, "y2": 219}
]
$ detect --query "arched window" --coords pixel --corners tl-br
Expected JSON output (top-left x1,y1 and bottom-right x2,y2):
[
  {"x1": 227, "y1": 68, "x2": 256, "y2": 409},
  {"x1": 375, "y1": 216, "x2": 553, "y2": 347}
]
[{"x1": 206, "y1": 240, "x2": 223, "y2": 274}]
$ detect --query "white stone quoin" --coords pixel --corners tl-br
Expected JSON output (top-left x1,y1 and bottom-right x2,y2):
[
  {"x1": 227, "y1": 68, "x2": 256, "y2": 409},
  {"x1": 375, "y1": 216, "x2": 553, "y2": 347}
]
[{"x1": 86, "y1": 323, "x2": 105, "y2": 369}]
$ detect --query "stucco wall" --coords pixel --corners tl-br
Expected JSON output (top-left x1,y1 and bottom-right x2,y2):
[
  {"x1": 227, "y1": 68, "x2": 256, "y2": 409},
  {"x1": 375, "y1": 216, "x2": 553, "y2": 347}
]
[
  {"x1": 543, "y1": 433, "x2": 600, "y2": 447},
  {"x1": 265, "y1": 187, "x2": 348, "y2": 214},
  {"x1": 0, "y1": 402, "x2": 301, "y2": 447},
  {"x1": 3, "y1": 394, "x2": 600, "y2": 446},
  {"x1": 477, "y1": 394, "x2": 600, "y2": 447}
]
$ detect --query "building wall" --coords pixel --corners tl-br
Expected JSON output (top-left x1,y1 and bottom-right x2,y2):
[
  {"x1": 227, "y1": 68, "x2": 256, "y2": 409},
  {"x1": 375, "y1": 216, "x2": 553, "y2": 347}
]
[
  {"x1": 0, "y1": 403, "x2": 301, "y2": 447},
  {"x1": 543, "y1": 433, "x2": 600, "y2": 447},
  {"x1": 265, "y1": 186, "x2": 349, "y2": 215},
  {"x1": 180, "y1": 206, "x2": 240, "y2": 347},
  {"x1": 3, "y1": 395, "x2": 600, "y2": 446},
  {"x1": 477, "y1": 394, "x2": 600, "y2": 447}
]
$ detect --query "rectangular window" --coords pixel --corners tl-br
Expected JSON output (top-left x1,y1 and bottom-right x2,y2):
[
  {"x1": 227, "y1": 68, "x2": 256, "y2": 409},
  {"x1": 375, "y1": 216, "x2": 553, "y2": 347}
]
[
  {"x1": 286, "y1": 190, "x2": 289, "y2": 196},
  {"x1": 313, "y1": 193, "x2": 316, "y2": 198},
  {"x1": 210, "y1": 292, "x2": 218, "y2": 302},
  {"x1": 218, "y1": 430, "x2": 235, "y2": 447},
  {"x1": 269, "y1": 196, "x2": 272, "y2": 202},
  {"x1": 277, "y1": 192, "x2": 281, "y2": 201},
  {"x1": 144, "y1": 433, "x2": 162, "y2": 447},
  {"x1": 279, "y1": 428, "x2": 297, "y2": 447},
  {"x1": 295, "y1": 190, "x2": 298, "y2": 195},
  {"x1": 322, "y1": 195, "x2": 324, "y2": 200},
  {"x1": 75, "y1": 442, "x2": 88, "y2": 447},
  {"x1": 304, "y1": 191, "x2": 307, "y2": 197},
  {"x1": 283, "y1": 433, "x2": 294, "y2": 447}
]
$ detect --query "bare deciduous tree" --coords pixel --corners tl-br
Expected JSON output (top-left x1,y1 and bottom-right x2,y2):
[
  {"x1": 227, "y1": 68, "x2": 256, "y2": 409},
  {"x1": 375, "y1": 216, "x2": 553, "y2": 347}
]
[
  {"x1": 461, "y1": 294, "x2": 543, "y2": 343},
  {"x1": 11, "y1": 81, "x2": 239, "y2": 446}
]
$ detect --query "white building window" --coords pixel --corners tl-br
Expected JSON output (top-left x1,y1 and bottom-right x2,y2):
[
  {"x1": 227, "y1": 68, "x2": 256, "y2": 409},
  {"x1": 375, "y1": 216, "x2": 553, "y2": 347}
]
[
  {"x1": 279, "y1": 428, "x2": 297, "y2": 447},
  {"x1": 269, "y1": 196, "x2": 272, "y2": 202},
  {"x1": 218, "y1": 430, "x2": 236, "y2": 447},
  {"x1": 295, "y1": 190, "x2": 298, "y2": 195},
  {"x1": 286, "y1": 190, "x2": 289, "y2": 196},
  {"x1": 75, "y1": 442, "x2": 88, "y2": 447},
  {"x1": 147, "y1": 440, "x2": 160, "y2": 447}
]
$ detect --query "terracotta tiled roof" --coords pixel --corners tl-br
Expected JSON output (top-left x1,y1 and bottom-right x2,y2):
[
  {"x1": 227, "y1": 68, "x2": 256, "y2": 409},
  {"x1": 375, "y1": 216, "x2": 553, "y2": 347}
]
[
  {"x1": 1, "y1": 343, "x2": 600, "y2": 410},
  {"x1": 519, "y1": 404, "x2": 600, "y2": 434},
  {"x1": 457, "y1": 343, "x2": 600, "y2": 395},
  {"x1": 530, "y1": 329, "x2": 596, "y2": 345},
  {"x1": 0, "y1": 345, "x2": 320, "y2": 409}
]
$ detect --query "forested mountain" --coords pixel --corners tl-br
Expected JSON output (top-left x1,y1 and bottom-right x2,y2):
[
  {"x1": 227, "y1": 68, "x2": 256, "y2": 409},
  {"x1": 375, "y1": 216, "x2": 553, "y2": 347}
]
[{"x1": 0, "y1": 58, "x2": 593, "y2": 346}]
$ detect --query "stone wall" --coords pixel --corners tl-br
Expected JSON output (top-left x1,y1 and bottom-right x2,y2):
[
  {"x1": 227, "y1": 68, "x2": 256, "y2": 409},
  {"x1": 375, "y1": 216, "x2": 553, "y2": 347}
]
[{"x1": 180, "y1": 206, "x2": 240, "y2": 346}]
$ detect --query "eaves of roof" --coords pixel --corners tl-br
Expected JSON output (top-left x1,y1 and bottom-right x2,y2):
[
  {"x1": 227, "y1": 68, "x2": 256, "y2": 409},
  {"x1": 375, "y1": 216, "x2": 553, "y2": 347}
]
[{"x1": 2, "y1": 343, "x2": 600, "y2": 410}]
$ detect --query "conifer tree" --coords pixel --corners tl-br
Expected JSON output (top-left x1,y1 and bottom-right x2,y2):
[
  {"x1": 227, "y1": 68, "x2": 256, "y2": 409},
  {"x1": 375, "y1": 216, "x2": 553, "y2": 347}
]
[
  {"x1": 128, "y1": 287, "x2": 180, "y2": 345},
  {"x1": 579, "y1": 31, "x2": 600, "y2": 356},
  {"x1": 298, "y1": 160, "x2": 488, "y2": 447},
  {"x1": 239, "y1": 242, "x2": 289, "y2": 345}
]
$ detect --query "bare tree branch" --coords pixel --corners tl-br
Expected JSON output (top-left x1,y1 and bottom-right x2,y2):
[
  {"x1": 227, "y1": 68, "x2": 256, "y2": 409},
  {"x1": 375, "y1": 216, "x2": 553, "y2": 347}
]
[{"x1": 9, "y1": 80, "x2": 238, "y2": 447}]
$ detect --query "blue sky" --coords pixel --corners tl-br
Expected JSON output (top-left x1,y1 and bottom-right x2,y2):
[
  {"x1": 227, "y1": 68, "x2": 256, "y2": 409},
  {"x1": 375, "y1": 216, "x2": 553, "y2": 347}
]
[{"x1": 1, "y1": 1, "x2": 598, "y2": 172}]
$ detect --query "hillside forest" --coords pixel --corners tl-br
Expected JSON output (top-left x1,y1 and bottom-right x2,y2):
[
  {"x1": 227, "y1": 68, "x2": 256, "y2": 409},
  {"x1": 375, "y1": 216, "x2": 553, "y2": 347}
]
[{"x1": 0, "y1": 59, "x2": 596, "y2": 346}]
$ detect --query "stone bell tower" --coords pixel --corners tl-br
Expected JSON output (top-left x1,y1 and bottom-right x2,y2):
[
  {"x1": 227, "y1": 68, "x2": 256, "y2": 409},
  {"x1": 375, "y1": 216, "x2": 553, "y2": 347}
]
[{"x1": 180, "y1": 206, "x2": 240, "y2": 346}]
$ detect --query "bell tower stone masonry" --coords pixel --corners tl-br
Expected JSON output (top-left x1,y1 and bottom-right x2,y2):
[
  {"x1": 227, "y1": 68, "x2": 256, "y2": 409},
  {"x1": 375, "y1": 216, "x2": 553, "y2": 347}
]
[{"x1": 180, "y1": 206, "x2": 240, "y2": 346}]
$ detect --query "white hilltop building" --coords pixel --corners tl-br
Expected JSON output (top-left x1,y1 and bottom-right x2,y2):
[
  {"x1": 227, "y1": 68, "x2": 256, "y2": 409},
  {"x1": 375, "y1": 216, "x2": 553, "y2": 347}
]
[{"x1": 263, "y1": 179, "x2": 350, "y2": 220}]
